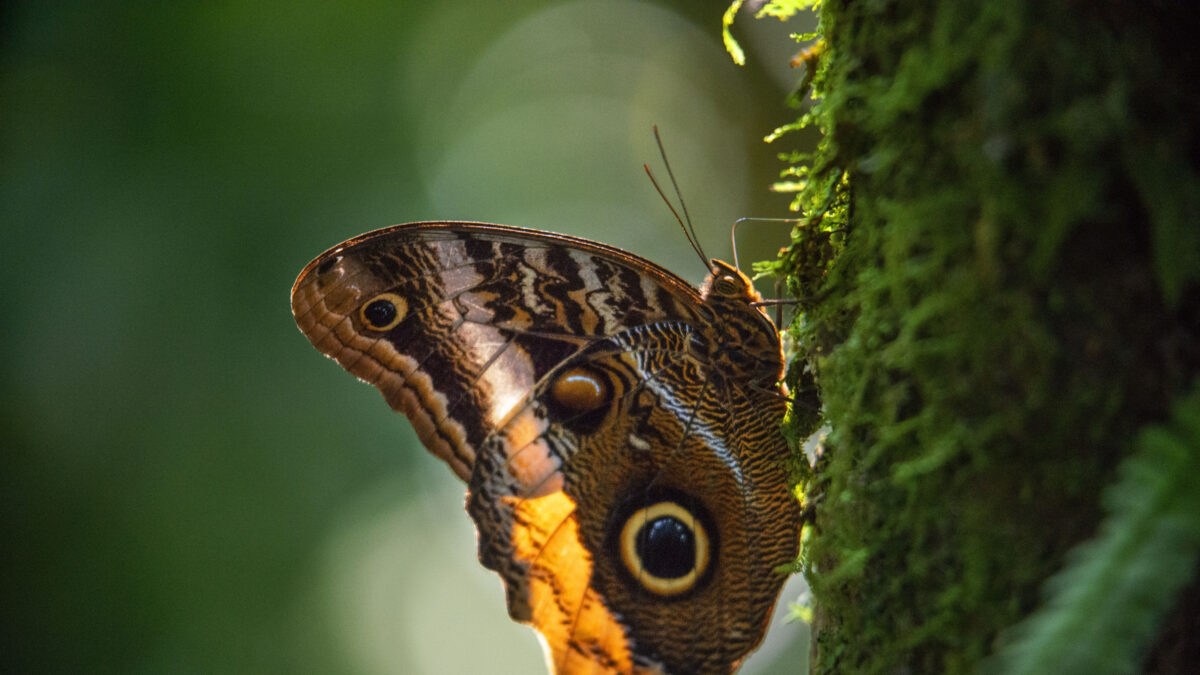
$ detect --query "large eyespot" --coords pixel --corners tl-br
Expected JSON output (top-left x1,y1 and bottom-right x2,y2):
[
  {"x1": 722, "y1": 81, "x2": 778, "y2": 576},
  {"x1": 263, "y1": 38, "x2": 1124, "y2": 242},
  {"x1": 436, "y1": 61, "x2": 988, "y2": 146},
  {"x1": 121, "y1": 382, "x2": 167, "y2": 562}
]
[
  {"x1": 618, "y1": 500, "x2": 712, "y2": 596},
  {"x1": 545, "y1": 366, "x2": 612, "y2": 435},
  {"x1": 359, "y1": 293, "x2": 406, "y2": 331}
]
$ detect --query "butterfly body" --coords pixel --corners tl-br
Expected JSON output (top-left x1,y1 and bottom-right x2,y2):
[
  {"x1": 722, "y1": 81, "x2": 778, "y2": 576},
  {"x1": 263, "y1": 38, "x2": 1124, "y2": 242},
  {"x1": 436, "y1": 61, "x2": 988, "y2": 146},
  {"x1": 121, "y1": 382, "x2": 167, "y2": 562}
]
[{"x1": 292, "y1": 222, "x2": 800, "y2": 674}]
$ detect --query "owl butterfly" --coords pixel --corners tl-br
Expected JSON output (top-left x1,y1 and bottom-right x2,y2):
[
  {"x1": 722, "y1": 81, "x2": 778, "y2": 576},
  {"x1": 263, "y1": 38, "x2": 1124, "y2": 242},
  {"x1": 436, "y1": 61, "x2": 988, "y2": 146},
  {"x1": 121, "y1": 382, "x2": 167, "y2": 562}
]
[{"x1": 291, "y1": 221, "x2": 801, "y2": 674}]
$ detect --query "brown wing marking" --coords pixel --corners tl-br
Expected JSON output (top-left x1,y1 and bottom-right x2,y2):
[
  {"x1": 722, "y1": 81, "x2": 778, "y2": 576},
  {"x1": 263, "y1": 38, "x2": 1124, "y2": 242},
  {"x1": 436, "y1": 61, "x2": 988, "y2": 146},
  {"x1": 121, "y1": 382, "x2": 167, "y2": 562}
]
[{"x1": 291, "y1": 223, "x2": 704, "y2": 484}]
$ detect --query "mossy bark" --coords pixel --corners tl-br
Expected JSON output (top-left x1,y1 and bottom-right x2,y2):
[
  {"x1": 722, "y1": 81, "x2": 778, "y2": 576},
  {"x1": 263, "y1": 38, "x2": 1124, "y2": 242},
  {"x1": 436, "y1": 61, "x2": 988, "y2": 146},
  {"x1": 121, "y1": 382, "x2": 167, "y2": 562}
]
[{"x1": 779, "y1": 2, "x2": 1200, "y2": 673}]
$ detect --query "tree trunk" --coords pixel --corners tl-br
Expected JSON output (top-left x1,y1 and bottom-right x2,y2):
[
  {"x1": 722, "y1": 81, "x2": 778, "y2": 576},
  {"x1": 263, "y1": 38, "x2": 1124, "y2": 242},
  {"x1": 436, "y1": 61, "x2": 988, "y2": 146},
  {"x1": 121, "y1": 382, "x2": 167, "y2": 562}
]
[{"x1": 778, "y1": 2, "x2": 1200, "y2": 673}]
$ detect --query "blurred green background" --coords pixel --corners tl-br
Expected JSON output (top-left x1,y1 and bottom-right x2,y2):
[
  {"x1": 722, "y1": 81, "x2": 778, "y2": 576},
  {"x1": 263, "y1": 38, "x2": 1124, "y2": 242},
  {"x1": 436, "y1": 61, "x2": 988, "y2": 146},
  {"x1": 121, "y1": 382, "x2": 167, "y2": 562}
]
[{"x1": 2, "y1": 1, "x2": 815, "y2": 672}]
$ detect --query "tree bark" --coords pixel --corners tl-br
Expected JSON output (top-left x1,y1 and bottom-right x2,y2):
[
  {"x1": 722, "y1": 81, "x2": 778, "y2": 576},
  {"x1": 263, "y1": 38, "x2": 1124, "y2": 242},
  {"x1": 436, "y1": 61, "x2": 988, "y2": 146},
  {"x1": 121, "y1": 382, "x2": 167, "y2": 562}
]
[{"x1": 779, "y1": 2, "x2": 1200, "y2": 673}]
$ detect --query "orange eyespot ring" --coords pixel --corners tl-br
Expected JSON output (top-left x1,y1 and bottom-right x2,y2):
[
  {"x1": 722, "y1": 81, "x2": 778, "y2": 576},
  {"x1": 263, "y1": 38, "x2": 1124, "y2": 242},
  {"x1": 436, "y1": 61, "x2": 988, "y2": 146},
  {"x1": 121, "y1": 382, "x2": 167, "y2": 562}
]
[
  {"x1": 359, "y1": 293, "x2": 407, "y2": 331},
  {"x1": 550, "y1": 367, "x2": 609, "y2": 412},
  {"x1": 619, "y1": 501, "x2": 710, "y2": 596}
]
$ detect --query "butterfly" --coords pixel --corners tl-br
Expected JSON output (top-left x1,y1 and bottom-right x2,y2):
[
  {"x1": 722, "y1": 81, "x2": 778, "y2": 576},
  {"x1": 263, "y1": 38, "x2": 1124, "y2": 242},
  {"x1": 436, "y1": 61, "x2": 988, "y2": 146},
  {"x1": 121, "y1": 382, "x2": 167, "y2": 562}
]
[{"x1": 291, "y1": 220, "x2": 801, "y2": 674}]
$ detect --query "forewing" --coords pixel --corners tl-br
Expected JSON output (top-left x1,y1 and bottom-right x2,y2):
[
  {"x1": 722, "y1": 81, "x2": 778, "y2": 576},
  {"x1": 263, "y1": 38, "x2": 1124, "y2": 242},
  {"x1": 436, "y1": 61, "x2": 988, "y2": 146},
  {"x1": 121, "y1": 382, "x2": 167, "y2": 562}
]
[{"x1": 290, "y1": 221, "x2": 702, "y2": 480}]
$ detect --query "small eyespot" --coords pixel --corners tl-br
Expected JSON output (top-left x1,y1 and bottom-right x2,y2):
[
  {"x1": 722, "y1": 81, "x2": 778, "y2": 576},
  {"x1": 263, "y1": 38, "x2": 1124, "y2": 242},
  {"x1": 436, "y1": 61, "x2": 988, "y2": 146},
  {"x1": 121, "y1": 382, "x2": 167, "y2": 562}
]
[
  {"x1": 619, "y1": 500, "x2": 711, "y2": 596},
  {"x1": 550, "y1": 367, "x2": 608, "y2": 412},
  {"x1": 545, "y1": 366, "x2": 611, "y2": 434},
  {"x1": 359, "y1": 293, "x2": 406, "y2": 331},
  {"x1": 714, "y1": 275, "x2": 739, "y2": 295}
]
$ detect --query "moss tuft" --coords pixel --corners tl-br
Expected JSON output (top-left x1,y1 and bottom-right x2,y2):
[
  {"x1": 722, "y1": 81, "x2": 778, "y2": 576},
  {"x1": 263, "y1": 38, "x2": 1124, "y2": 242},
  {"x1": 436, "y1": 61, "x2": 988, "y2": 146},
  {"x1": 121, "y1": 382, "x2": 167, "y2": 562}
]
[{"x1": 772, "y1": 1, "x2": 1200, "y2": 672}]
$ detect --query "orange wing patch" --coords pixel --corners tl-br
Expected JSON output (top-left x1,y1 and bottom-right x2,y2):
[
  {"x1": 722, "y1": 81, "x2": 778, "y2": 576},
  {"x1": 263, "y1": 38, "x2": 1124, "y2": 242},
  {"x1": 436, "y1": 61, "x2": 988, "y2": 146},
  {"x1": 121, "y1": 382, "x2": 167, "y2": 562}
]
[{"x1": 504, "y1": 491, "x2": 642, "y2": 675}]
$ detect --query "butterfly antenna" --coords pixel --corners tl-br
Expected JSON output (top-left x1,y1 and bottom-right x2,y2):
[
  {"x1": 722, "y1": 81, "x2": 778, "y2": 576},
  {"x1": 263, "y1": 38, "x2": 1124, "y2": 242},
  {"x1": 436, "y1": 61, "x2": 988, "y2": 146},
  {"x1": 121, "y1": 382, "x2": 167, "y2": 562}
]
[
  {"x1": 730, "y1": 216, "x2": 802, "y2": 270},
  {"x1": 751, "y1": 298, "x2": 801, "y2": 308},
  {"x1": 645, "y1": 165, "x2": 707, "y2": 268},
  {"x1": 646, "y1": 125, "x2": 708, "y2": 268}
]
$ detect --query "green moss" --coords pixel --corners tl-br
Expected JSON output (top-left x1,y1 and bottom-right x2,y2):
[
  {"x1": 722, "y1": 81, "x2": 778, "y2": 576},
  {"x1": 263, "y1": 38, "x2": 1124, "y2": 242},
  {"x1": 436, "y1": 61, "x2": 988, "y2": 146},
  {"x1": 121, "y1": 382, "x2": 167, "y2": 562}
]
[{"x1": 770, "y1": 1, "x2": 1200, "y2": 672}]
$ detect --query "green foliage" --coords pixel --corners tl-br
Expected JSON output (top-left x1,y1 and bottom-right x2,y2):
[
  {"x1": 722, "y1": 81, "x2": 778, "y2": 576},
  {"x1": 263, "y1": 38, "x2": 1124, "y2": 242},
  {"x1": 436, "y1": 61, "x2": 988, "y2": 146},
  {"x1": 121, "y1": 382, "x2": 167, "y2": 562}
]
[
  {"x1": 1125, "y1": 146, "x2": 1200, "y2": 306},
  {"x1": 987, "y1": 383, "x2": 1200, "y2": 674},
  {"x1": 723, "y1": 0, "x2": 821, "y2": 66},
  {"x1": 768, "y1": 0, "x2": 1200, "y2": 672},
  {"x1": 757, "y1": 0, "x2": 822, "y2": 21},
  {"x1": 722, "y1": 0, "x2": 748, "y2": 66}
]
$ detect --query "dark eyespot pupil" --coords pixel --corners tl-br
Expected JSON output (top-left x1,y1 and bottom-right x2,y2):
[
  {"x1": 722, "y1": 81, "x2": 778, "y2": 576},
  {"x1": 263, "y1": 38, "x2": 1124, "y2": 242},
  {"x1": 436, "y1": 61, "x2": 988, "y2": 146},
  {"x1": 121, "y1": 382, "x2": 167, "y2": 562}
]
[
  {"x1": 636, "y1": 516, "x2": 695, "y2": 578},
  {"x1": 363, "y1": 299, "x2": 396, "y2": 328}
]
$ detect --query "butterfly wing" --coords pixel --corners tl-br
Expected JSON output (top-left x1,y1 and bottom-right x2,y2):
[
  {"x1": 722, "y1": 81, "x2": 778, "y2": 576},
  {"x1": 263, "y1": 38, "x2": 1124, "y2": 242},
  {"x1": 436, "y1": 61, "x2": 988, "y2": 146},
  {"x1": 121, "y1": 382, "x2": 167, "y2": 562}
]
[
  {"x1": 291, "y1": 222, "x2": 799, "y2": 674},
  {"x1": 469, "y1": 330, "x2": 798, "y2": 674},
  {"x1": 291, "y1": 221, "x2": 703, "y2": 481}
]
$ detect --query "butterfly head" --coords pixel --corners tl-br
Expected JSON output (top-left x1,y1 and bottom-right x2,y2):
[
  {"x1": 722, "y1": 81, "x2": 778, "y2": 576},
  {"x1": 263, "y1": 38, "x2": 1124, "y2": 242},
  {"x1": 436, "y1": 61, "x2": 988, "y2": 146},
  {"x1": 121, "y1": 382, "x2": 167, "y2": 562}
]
[
  {"x1": 697, "y1": 259, "x2": 783, "y2": 384},
  {"x1": 699, "y1": 259, "x2": 761, "y2": 302}
]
